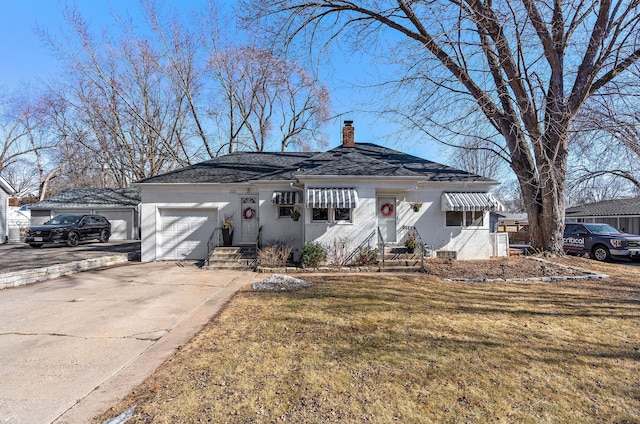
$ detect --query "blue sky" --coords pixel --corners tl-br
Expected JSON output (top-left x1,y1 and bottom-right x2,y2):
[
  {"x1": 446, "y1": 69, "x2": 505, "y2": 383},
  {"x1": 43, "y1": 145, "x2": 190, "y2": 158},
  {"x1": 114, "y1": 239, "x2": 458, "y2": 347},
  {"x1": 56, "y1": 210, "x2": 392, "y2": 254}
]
[{"x1": 0, "y1": 0, "x2": 446, "y2": 161}]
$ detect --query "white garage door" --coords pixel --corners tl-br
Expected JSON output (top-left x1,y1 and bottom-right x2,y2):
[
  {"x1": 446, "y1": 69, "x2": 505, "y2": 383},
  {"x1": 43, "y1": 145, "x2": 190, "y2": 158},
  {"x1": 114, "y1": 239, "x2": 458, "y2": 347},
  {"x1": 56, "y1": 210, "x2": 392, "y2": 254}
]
[
  {"x1": 99, "y1": 210, "x2": 134, "y2": 240},
  {"x1": 159, "y1": 209, "x2": 218, "y2": 260}
]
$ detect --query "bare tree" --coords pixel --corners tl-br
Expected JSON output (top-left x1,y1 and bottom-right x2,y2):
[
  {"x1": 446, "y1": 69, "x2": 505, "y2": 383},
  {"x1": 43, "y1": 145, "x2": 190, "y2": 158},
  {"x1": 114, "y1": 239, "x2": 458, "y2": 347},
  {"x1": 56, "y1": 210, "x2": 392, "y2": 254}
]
[
  {"x1": 0, "y1": 91, "x2": 51, "y2": 175},
  {"x1": 208, "y1": 45, "x2": 329, "y2": 153},
  {"x1": 448, "y1": 136, "x2": 505, "y2": 182},
  {"x1": 1, "y1": 160, "x2": 39, "y2": 197},
  {"x1": 569, "y1": 66, "x2": 640, "y2": 199},
  {"x1": 34, "y1": 0, "x2": 330, "y2": 189},
  {"x1": 248, "y1": 0, "x2": 640, "y2": 254}
]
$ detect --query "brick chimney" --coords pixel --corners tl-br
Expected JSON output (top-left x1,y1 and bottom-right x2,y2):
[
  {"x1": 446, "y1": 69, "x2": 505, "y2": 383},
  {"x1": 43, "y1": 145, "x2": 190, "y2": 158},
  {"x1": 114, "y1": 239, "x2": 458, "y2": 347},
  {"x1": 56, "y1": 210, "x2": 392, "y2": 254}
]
[{"x1": 342, "y1": 120, "x2": 355, "y2": 147}]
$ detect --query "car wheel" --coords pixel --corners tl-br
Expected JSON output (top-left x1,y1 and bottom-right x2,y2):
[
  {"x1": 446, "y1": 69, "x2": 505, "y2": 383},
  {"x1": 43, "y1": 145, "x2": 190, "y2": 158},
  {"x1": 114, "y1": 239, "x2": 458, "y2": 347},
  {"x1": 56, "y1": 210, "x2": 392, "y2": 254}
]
[
  {"x1": 591, "y1": 245, "x2": 611, "y2": 262},
  {"x1": 67, "y1": 232, "x2": 80, "y2": 247},
  {"x1": 29, "y1": 243, "x2": 43, "y2": 249},
  {"x1": 99, "y1": 229, "x2": 110, "y2": 243}
]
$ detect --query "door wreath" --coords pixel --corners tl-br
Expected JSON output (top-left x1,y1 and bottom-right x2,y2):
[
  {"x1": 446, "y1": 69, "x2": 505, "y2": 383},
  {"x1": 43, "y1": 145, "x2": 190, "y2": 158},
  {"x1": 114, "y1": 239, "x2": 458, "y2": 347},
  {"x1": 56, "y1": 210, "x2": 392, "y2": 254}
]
[
  {"x1": 243, "y1": 207, "x2": 256, "y2": 219},
  {"x1": 380, "y1": 203, "x2": 394, "y2": 217}
]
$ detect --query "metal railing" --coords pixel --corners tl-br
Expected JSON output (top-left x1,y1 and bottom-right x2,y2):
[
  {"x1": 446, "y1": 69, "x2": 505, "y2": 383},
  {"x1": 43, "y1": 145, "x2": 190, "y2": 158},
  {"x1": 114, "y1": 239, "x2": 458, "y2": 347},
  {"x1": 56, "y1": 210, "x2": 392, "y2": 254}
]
[
  {"x1": 402, "y1": 225, "x2": 432, "y2": 271},
  {"x1": 204, "y1": 226, "x2": 221, "y2": 267},
  {"x1": 256, "y1": 225, "x2": 263, "y2": 249},
  {"x1": 377, "y1": 226, "x2": 386, "y2": 268},
  {"x1": 345, "y1": 229, "x2": 377, "y2": 265}
]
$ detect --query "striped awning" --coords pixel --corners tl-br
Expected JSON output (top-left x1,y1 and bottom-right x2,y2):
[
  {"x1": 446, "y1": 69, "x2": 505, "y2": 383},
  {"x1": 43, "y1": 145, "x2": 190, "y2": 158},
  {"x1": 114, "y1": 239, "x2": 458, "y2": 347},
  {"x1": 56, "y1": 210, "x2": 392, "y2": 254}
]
[
  {"x1": 441, "y1": 192, "x2": 504, "y2": 212},
  {"x1": 272, "y1": 191, "x2": 298, "y2": 205},
  {"x1": 306, "y1": 188, "x2": 359, "y2": 208}
]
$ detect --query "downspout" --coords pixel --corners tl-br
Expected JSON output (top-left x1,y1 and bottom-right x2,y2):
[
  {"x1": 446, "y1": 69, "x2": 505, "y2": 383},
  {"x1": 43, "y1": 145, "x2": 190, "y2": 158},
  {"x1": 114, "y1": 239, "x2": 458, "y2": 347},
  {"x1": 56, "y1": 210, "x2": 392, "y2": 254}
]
[
  {"x1": 4, "y1": 196, "x2": 8, "y2": 244},
  {"x1": 289, "y1": 181, "x2": 305, "y2": 259}
]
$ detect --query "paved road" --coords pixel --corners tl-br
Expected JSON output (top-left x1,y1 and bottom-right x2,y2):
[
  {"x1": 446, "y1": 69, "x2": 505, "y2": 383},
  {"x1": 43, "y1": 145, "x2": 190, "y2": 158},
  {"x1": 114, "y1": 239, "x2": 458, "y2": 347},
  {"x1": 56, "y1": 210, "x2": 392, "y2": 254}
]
[
  {"x1": 0, "y1": 261, "x2": 262, "y2": 424},
  {"x1": 0, "y1": 241, "x2": 141, "y2": 274}
]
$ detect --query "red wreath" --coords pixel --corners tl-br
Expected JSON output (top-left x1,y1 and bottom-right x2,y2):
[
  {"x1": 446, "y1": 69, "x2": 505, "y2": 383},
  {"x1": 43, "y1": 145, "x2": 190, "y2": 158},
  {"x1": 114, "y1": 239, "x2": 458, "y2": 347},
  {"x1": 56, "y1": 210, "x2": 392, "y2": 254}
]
[
  {"x1": 380, "y1": 203, "x2": 394, "y2": 217},
  {"x1": 242, "y1": 207, "x2": 256, "y2": 220}
]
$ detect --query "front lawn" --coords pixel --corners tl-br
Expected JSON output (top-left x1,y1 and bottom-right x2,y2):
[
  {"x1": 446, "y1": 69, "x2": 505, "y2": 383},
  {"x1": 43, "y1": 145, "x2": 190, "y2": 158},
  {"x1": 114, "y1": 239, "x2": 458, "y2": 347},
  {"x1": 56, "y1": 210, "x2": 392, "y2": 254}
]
[{"x1": 98, "y1": 258, "x2": 640, "y2": 423}]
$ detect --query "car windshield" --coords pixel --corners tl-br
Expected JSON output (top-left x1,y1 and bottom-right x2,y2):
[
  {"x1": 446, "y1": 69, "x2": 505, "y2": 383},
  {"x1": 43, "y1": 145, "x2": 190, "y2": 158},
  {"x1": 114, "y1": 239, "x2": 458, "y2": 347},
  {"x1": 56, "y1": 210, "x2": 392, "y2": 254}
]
[
  {"x1": 585, "y1": 223, "x2": 621, "y2": 235},
  {"x1": 48, "y1": 215, "x2": 81, "y2": 225}
]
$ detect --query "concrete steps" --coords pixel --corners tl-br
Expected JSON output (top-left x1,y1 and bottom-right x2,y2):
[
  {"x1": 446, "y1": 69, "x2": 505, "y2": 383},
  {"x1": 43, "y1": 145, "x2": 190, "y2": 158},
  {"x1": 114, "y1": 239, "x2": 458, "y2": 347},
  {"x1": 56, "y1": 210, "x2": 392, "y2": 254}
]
[
  {"x1": 378, "y1": 247, "x2": 424, "y2": 272},
  {"x1": 204, "y1": 246, "x2": 257, "y2": 271}
]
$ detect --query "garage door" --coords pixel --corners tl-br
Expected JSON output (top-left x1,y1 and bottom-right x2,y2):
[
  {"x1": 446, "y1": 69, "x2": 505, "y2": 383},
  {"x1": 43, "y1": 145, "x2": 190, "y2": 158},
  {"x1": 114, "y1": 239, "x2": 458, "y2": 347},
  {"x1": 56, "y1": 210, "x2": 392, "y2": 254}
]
[
  {"x1": 159, "y1": 209, "x2": 218, "y2": 260},
  {"x1": 99, "y1": 210, "x2": 134, "y2": 240}
]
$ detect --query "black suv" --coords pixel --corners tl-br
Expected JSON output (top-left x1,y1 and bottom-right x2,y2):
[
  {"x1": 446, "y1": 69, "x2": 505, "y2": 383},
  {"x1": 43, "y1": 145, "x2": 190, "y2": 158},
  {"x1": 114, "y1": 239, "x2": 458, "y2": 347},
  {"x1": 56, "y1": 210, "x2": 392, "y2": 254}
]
[
  {"x1": 25, "y1": 214, "x2": 111, "y2": 248},
  {"x1": 563, "y1": 222, "x2": 640, "y2": 262}
]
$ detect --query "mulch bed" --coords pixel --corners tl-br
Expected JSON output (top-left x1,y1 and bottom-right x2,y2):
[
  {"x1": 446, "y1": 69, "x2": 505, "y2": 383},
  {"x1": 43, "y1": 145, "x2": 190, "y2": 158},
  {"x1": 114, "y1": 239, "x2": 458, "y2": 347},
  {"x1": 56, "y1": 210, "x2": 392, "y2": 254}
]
[{"x1": 423, "y1": 256, "x2": 596, "y2": 280}]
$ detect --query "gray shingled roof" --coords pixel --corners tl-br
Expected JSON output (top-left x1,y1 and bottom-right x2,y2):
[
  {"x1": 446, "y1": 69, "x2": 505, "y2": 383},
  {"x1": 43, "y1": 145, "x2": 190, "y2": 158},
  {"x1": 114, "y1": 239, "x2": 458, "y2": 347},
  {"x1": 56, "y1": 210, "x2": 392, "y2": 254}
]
[
  {"x1": 31, "y1": 187, "x2": 141, "y2": 210},
  {"x1": 566, "y1": 197, "x2": 640, "y2": 217},
  {"x1": 136, "y1": 143, "x2": 494, "y2": 184}
]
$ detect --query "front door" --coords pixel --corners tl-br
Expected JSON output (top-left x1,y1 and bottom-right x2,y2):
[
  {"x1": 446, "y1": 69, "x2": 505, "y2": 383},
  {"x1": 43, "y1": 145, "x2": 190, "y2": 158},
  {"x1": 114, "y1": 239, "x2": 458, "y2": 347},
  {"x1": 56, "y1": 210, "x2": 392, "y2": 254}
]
[
  {"x1": 377, "y1": 196, "x2": 397, "y2": 243},
  {"x1": 240, "y1": 196, "x2": 259, "y2": 243}
]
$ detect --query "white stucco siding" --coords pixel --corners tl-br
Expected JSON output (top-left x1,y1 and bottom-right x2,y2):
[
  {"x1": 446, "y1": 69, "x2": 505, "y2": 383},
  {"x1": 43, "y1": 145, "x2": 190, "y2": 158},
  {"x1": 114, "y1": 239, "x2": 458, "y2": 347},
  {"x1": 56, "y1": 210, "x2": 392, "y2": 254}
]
[
  {"x1": 405, "y1": 188, "x2": 497, "y2": 259},
  {"x1": 140, "y1": 185, "x2": 303, "y2": 262},
  {"x1": 139, "y1": 182, "x2": 503, "y2": 262},
  {"x1": 304, "y1": 187, "x2": 378, "y2": 255},
  {"x1": 257, "y1": 188, "x2": 303, "y2": 250},
  {"x1": 0, "y1": 190, "x2": 7, "y2": 242}
]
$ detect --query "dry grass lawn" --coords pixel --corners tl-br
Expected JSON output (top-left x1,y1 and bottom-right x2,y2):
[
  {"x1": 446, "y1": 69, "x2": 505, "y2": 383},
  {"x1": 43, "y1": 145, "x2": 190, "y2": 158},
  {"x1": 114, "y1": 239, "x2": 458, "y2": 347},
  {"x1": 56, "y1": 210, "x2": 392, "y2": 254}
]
[{"x1": 97, "y1": 257, "x2": 640, "y2": 423}]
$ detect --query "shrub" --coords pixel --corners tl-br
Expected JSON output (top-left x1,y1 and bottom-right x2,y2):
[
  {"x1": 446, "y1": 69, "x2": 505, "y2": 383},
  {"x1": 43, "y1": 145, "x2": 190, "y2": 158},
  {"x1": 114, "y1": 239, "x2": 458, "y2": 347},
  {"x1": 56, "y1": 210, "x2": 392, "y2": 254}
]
[
  {"x1": 353, "y1": 246, "x2": 378, "y2": 266},
  {"x1": 329, "y1": 237, "x2": 350, "y2": 266},
  {"x1": 257, "y1": 243, "x2": 292, "y2": 268},
  {"x1": 301, "y1": 241, "x2": 327, "y2": 268}
]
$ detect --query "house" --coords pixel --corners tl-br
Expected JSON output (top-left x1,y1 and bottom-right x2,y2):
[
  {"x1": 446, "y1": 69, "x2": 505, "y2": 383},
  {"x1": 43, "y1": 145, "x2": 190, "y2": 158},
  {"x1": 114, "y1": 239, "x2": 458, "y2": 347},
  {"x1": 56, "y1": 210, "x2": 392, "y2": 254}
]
[
  {"x1": 136, "y1": 121, "x2": 506, "y2": 263},
  {"x1": 566, "y1": 197, "x2": 640, "y2": 234},
  {"x1": 7, "y1": 204, "x2": 31, "y2": 242},
  {"x1": 0, "y1": 176, "x2": 17, "y2": 243},
  {"x1": 29, "y1": 187, "x2": 141, "y2": 240}
]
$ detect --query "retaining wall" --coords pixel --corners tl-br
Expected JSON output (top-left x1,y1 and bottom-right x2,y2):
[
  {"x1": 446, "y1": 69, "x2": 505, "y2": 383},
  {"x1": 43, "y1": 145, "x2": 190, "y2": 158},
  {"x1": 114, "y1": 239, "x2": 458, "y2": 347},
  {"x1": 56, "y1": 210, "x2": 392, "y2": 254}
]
[{"x1": 0, "y1": 254, "x2": 131, "y2": 289}]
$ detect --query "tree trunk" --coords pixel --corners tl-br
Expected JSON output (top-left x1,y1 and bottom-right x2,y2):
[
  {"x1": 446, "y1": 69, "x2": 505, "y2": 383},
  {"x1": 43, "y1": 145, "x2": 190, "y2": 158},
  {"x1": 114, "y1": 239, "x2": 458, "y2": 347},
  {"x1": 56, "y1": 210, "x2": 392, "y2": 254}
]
[{"x1": 517, "y1": 131, "x2": 568, "y2": 255}]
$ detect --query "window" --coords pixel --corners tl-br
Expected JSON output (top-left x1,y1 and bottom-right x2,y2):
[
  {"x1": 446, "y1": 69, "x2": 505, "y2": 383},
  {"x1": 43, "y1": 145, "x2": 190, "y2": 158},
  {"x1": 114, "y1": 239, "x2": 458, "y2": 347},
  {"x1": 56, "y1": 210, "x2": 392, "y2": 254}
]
[
  {"x1": 278, "y1": 206, "x2": 293, "y2": 218},
  {"x1": 312, "y1": 208, "x2": 329, "y2": 221},
  {"x1": 334, "y1": 208, "x2": 351, "y2": 221},
  {"x1": 446, "y1": 211, "x2": 485, "y2": 227},
  {"x1": 468, "y1": 211, "x2": 484, "y2": 226},
  {"x1": 446, "y1": 211, "x2": 464, "y2": 226}
]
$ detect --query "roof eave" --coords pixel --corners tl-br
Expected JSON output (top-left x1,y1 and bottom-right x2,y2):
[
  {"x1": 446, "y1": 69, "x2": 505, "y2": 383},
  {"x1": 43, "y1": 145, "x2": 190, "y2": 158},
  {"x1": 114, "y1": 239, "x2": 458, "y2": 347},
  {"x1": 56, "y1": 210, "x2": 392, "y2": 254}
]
[{"x1": 0, "y1": 176, "x2": 16, "y2": 195}]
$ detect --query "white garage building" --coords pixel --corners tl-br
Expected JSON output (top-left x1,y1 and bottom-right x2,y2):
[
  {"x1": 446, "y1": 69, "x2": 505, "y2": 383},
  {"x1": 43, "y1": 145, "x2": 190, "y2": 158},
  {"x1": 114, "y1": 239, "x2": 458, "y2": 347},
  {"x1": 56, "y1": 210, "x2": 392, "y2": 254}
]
[{"x1": 29, "y1": 188, "x2": 141, "y2": 240}]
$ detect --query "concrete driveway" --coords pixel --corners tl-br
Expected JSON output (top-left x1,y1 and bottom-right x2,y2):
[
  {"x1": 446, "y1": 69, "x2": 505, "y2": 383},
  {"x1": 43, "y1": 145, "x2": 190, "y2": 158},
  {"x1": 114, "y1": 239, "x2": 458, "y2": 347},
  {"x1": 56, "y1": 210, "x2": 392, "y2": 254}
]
[{"x1": 0, "y1": 261, "x2": 262, "y2": 424}]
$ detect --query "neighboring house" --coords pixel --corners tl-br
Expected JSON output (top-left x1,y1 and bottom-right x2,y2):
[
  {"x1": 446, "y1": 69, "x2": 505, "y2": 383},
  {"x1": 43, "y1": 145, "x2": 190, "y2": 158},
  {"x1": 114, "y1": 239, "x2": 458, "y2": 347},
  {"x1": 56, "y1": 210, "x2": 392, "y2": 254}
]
[
  {"x1": 0, "y1": 176, "x2": 17, "y2": 243},
  {"x1": 496, "y1": 212, "x2": 530, "y2": 245},
  {"x1": 29, "y1": 187, "x2": 141, "y2": 240},
  {"x1": 136, "y1": 121, "x2": 506, "y2": 262},
  {"x1": 566, "y1": 197, "x2": 640, "y2": 234},
  {"x1": 7, "y1": 205, "x2": 31, "y2": 242}
]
